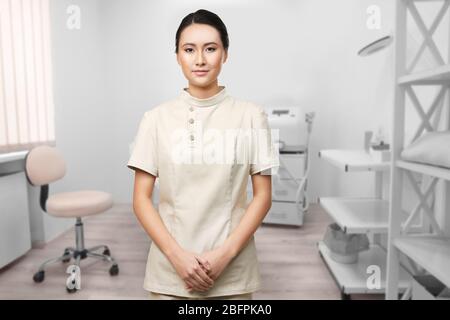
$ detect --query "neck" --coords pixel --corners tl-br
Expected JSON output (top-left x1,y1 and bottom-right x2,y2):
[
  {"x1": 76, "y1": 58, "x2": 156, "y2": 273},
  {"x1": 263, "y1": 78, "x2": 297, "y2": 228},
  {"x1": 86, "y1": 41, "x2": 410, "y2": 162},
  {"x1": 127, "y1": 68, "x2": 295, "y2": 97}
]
[{"x1": 186, "y1": 81, "x2": 221, "y2": 99}]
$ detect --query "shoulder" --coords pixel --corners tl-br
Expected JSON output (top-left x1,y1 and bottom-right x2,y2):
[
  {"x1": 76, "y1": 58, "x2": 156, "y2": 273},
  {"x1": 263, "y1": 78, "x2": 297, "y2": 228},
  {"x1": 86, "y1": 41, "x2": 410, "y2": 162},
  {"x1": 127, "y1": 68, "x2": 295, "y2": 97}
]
[
  {"x1": 142, "y1": 98, "x2": 178, "y2": 119},
  {"x1": 232, "y1": 99, "x2": 271, "y2": 130},
  {"x1": 229, "y1": 97, "x2": 267, "y2": 117}
]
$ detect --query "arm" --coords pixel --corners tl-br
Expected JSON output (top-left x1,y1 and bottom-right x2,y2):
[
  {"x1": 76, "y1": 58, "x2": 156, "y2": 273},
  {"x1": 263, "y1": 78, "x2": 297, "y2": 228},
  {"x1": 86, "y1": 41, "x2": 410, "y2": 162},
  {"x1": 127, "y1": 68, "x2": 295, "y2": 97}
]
[
  {"x1": 132, "y1": 168, "x2": 213, "y2": 291},
  {"x1": 222, "y1": 172, "x2": 272, "y2": 258},
  {"x1": 132, "y1": 168, "x2": 180, "y2": 258}
]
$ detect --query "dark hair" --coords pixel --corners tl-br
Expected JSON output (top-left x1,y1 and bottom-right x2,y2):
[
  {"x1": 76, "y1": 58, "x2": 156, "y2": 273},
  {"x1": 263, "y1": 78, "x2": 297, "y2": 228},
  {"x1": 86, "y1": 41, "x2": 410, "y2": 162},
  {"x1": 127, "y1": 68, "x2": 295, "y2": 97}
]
[{"x1": 175, "y1": 9, "x2": 229, "y2": 54}]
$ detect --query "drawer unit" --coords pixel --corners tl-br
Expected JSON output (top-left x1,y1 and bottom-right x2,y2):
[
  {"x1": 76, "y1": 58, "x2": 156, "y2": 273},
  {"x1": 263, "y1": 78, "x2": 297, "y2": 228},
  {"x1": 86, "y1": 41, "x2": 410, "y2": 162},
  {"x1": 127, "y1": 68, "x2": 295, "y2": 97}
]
[{"x1": 0, "y1": 168, "x2": 32, "y2": 268}]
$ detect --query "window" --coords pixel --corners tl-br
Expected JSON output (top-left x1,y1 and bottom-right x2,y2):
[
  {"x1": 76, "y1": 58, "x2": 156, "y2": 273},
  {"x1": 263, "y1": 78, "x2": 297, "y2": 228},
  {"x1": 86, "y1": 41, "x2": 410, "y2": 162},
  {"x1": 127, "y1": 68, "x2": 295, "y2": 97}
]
[{"x1": 0, "y1": 0, "x2": 55, "y2": 154}]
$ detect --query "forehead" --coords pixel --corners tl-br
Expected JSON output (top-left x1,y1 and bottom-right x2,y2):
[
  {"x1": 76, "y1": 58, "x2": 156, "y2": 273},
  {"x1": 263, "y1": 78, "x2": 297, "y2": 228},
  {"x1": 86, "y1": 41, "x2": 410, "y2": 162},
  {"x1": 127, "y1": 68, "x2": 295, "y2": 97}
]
[{"x1": 179, "y1": 23, "x2": 221, "y2": 46}]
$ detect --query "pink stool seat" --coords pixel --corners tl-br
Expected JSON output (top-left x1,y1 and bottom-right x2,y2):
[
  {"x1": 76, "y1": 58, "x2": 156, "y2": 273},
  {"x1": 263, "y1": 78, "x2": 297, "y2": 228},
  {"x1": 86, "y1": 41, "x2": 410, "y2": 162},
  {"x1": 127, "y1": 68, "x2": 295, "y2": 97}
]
[{"x1": 47, "y1": 190, "x2": 113, "y2": 218}]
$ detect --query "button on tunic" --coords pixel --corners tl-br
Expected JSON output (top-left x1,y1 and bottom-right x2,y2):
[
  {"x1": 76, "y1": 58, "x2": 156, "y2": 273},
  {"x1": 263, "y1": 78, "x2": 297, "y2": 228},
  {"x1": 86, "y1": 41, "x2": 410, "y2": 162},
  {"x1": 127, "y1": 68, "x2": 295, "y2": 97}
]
[{"x1": 127, "y1": 86, "x2": 279, "y2": 297}]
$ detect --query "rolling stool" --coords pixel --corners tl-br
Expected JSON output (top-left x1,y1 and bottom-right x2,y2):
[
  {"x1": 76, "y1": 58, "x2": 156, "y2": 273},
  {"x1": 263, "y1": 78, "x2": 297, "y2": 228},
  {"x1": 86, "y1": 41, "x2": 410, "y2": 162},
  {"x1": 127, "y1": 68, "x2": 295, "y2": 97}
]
[{"x1": 25, "y1": 145, "x2": 119, "y2": 293}]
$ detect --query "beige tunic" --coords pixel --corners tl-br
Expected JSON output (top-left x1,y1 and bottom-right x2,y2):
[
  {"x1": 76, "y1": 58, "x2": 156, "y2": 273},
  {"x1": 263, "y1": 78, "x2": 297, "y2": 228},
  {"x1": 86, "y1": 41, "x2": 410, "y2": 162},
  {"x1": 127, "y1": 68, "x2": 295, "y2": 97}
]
[{"x1": 127, "y1": 86, "x2": 279, "y2": 297}]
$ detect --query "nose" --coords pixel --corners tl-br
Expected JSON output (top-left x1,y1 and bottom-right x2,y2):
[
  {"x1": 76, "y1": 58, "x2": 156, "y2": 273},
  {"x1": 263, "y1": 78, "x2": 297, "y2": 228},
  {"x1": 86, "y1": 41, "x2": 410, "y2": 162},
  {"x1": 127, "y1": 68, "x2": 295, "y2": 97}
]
[{"x1": 195, "y1": 51, "x2": 206, "y2": 66}]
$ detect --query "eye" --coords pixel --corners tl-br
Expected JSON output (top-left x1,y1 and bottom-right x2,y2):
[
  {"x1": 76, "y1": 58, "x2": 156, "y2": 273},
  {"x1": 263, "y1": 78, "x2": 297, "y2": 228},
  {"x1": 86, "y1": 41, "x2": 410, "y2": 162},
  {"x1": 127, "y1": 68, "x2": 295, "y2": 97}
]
[
  {"x1": 184, "y1": 48, "x2": 194, "y2": 53},
  {"x1": 206, "y1": 47, "x2": 216, "y2": 52}
]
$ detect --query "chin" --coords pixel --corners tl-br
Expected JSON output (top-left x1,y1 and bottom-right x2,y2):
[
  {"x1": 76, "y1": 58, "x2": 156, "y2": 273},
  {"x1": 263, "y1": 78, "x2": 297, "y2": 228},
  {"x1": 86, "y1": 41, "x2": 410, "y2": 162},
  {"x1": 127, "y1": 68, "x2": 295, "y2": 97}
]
[{"x1": 191, "y1": 79, "x2": 212, "y2": 87}]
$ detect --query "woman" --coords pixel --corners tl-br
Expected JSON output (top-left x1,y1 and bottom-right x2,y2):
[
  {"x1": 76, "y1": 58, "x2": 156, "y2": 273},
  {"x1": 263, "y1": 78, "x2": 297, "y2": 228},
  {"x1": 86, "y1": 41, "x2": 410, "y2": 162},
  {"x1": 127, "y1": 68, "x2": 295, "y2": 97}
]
[{"x1": 127, "y1": 9, "x2": 279, "y2": 300}]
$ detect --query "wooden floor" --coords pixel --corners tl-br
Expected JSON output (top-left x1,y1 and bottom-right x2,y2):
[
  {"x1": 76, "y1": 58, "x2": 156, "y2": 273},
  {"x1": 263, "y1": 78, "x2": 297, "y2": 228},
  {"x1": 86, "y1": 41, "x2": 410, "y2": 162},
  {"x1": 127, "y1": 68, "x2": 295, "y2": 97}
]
[{"x1": 0, "y1": 203, "x2": 381, "y2": 299}]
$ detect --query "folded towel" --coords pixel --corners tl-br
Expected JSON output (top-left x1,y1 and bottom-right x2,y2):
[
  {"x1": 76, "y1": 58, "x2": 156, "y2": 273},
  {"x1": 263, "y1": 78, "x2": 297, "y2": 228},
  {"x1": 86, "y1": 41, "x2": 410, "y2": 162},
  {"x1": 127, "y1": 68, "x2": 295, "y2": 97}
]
[{"x1": 401, "y1": 131, "x2": 450, "y2": 169}]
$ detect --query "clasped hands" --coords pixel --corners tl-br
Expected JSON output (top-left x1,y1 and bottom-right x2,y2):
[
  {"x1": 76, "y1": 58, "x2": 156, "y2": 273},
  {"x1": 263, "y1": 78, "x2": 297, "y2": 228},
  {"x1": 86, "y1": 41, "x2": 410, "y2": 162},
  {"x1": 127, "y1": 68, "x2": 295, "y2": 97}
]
[{"x1": 169, "y1": 245, "x2": 233, "y2": 293}]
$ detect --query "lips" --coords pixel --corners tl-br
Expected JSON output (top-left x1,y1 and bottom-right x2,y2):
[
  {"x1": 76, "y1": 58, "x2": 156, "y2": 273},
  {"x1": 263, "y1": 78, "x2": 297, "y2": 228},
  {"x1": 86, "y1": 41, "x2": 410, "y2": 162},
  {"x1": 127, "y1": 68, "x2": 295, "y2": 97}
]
[{"x1": 193, "y1": 70, "x2": 209, "y2": 76}]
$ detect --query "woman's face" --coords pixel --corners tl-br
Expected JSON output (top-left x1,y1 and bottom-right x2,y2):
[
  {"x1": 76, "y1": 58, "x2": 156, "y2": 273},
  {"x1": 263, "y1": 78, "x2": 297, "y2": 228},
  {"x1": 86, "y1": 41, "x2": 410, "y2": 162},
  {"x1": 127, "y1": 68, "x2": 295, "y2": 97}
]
[{"x1": 176, "y1": 23, "x2": 227, "y2": 89}]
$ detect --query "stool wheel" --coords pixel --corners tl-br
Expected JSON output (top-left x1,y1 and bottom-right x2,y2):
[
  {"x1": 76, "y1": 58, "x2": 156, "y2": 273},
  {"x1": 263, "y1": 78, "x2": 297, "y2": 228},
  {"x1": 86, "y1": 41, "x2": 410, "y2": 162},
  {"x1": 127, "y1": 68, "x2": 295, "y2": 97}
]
[
  {"x1": 33, "y1": 271, "x2": 45, "y2": 283},
  {"x1": 109, "y1": 264, "x2": 119, "y2": 276},
  {"x1": 62, "y1": 249, "x2": 71, "y2": 263}
]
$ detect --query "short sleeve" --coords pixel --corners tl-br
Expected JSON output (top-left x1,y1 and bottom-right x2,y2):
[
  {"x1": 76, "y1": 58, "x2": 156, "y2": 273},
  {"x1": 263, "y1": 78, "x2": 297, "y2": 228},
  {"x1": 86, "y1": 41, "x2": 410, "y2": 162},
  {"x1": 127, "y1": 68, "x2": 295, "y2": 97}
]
[
  {"x1": 127, "y1": 111, "x2": 159, "y2": 177},
  {"x1": 249, "y1": 106, "x2": 280, "y2": 175}
]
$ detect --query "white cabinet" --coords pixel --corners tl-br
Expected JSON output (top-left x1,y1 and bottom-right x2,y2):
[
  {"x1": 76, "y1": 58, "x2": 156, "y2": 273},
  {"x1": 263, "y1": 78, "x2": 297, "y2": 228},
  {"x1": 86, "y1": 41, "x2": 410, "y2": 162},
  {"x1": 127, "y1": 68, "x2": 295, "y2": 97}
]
[
  {"x1": 271, "y1": 153, "x2": 305, "y2": 203},
  {"x1": 0, "y1": 170, "x2": 32, "y2": 268},
  {"x1": 247, "y1": 153, "x2": 306, "y2": 226}
]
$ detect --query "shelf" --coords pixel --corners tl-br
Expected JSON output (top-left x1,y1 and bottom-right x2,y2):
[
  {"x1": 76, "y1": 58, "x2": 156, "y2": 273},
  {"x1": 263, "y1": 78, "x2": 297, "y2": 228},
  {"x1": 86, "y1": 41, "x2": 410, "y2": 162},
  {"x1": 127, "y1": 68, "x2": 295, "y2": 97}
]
[
  {"x1": 319, "y1": 197, "x2": 413, "y2": 234},
  {"x1": 394, "y1": 236, "x2": 450, "y2": 288},
  {"x1": 398, "y1": 64, "x2": 450, "y2": 85},
  {"x1": 397, "y1": 160, "x2": 450, "y2": 181},
  {"x1": 318, "y1": 241, "x2": 411, "y2": 295},
  {"x1": 319, "y1": 149, "x2": 390, "y2": 172}
]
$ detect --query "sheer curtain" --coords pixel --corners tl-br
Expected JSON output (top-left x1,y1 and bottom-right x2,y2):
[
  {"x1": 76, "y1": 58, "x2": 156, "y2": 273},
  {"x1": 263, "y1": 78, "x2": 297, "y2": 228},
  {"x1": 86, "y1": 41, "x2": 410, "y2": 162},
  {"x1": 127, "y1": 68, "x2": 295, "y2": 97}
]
[{"x1": 0, "y1": 0, "x2": 55, "y2": 154}]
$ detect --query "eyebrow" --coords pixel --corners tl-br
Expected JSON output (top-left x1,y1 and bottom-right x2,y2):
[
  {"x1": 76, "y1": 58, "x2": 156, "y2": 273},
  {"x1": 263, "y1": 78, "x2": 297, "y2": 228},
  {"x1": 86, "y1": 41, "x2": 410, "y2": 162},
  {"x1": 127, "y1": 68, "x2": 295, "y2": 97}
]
[{"x1": 182, "y1": 42, "x2": 218, "y2": 47}]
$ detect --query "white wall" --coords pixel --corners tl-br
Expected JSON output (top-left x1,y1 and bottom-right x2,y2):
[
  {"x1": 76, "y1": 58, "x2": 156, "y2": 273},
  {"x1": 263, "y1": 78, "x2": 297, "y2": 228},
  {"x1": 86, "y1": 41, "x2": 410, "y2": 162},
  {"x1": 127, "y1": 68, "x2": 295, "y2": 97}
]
[{"x1": 50, "y1": 0, "x2": 113, "y2": 196}]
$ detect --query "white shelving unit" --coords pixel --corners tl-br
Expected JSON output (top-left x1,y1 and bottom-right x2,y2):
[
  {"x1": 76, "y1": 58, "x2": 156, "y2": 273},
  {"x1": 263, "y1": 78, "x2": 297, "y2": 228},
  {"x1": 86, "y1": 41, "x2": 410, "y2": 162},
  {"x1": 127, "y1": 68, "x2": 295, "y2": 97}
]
[
  {"x1": 318, "y1": 150, "x2": 411, "y2": 299},
  {"x1": 386, "y1": 0, "x2": 450, "y2": 300}
]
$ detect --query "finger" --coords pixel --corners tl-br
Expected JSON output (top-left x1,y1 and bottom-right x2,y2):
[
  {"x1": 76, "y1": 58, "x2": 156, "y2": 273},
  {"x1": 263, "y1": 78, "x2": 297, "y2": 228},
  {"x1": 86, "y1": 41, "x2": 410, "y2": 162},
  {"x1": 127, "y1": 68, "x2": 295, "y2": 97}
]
[
  {"x1": 196, "y1": 264, "x2": 214, "y2": 286},
  {"x1": 196, "y1": 267, "x2": 214, "y2": 286},
  {"x1": 193, "y1": 277, "x2": 210, "y2": 291},
  {"x1": 185, "y1": 279, "x2": 196, "y2": 291},
  {"x1": 191, "y1": 272, "x2": 211, "y2": 291},
  {"x1": 197, "y1": 260, "x2": 210, "y2": 274},
  {"x1": 196, "y1": 257, "x2": 211, "y2": 272},
  {"x1": 202, "y1": 265, "x2": 211, "y2": 275},
  {"x1": 195, "y1": 262, "x2": 214, "y2": 285},
  {"x1": 202, "y1": 262, "x2": 211, "y2": 274},
  {"x1": 186, "y1": 276, "x2": 206, "y2": 292},
  {"x1": 195, "y1": 256, "x2": 209, "y2": 271}
]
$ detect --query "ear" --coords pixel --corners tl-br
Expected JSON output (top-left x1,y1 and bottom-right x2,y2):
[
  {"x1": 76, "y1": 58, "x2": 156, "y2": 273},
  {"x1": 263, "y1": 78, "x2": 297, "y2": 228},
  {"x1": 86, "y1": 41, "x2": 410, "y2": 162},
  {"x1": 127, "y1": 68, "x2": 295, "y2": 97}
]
[{"x1": 222, "y1": 50, "x2": 228, "y2": 64}]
